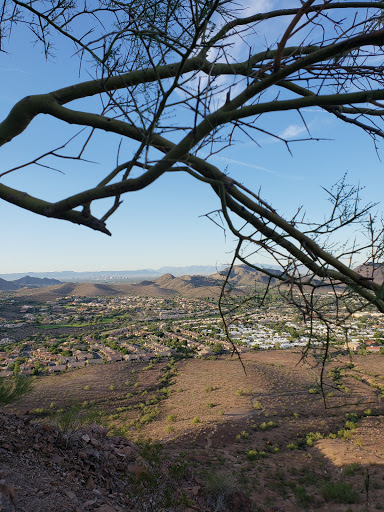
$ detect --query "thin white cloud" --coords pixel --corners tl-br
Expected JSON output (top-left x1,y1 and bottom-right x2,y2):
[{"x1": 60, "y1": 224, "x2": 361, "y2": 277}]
[
  {"x1": 214, "y1": 155, "x2": 278, "y2": 175},
  {"x1": 279, "y1": 124, "x2": 307, "y2": 139},
  {"x1": 211, "y1": 153, "x2": 303, "y2": 182},
  {"x1": 240, "y1": 0, "x2": 276, "y2": 17}
]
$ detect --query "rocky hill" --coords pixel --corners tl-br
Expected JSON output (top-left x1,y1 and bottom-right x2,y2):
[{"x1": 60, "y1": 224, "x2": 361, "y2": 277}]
[
  {"x1": 354, "y1": 263, "x2": 384, "y2": 285},
  {"x1": 0, "y1": 278, "x2": 19, "y2": 291},
  {"x1": 0, "y1": 276, "x2": 62, "y2": 291},
  {"x1": 0, "y1": 409, "x2": 219, "y2": 512},
  {"x1": 211, "y1": 264, "x2": 281, "y2": 287},
  {"x1": 6, "y1": 265, "x2": 282, "y2": 300}
]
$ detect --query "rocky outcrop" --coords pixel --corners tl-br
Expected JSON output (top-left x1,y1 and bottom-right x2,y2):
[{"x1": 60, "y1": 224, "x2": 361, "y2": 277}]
[{"x1": 0, "y1": 411, "x2": 150, "y2": 511}]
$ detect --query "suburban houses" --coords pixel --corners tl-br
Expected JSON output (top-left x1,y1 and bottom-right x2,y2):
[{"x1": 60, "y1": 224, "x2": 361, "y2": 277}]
[{"x1": 0, "y1": 292, "x2": 383, "y2": 378}]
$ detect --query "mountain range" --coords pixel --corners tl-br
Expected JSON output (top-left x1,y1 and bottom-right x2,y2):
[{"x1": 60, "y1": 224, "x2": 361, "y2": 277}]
[
  {"x1": 0, "y1": 265, "x2": 230, "y2": 282},
  {"x1": 1, "y1": 263, "x2": 381, "y2": 300},
  {"x1": 0, "y1": 275, "x2": 62, "y2": 291},
  {"x1": 1, "y1": 265, "x2": 280, "y2": 300}
]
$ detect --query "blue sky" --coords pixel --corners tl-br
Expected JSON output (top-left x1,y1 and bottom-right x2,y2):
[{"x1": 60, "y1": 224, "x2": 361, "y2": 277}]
[{"x1": 1, "y1": 1, "x2": 383, "y2": 274}]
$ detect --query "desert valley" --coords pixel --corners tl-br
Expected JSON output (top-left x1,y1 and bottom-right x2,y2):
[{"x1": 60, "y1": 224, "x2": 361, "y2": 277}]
[{"x1": 0, "y1": 265, "x2": 384, "y2": 511}]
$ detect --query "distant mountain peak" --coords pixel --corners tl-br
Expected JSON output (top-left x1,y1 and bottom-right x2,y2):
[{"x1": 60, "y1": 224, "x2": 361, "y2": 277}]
[{"x1": 0, "y1": 275, "x2": 62, "y2": 291}]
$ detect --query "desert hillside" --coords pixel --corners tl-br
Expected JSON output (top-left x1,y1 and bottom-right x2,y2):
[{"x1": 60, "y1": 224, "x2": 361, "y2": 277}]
[{"x1": 2, "y1": 350, "x2": 384, "y2": 511}]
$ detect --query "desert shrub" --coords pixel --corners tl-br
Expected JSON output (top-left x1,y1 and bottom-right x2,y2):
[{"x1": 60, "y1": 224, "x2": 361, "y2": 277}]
[
  {"x1": 204, "y1": 470, "x2": 236, "y2": 512},
  {"x1": 0, "y1": 376, "x2": 32, "y2": 405},
  {"x1": 236, "y1": 430, "x2": 249, "y2": 441},
  {"x1": 246, "y1": 449, "x2": 267, "y2": 461},
  {"x1": 205, "y1": 385, "x2": 214, "y2": 392},
  {"x1": 343, "y1": 463, "x2": 363, "y2": 476},
  {"x1": 130, "y1": 441, "x2": 189, "y2": 510},
  {"x1": 306, "y1": 432, "x2": 324, "y2": 447},
  {"x1": 139, "y1": 407, "x2": 159, "y2": 424},
  {"x1": 322, "y1": 481, "x2": 360, "y2": 504},
  {"x1": 345, "y1": 420, "x2": 357, "y2": 431},
  {"x1": 293, "y1": 485, "x2": 314, "y2": 507},
  {"x1": 116, "y1": 406, "x2": 130, "y2": 412},
  {"x1": 287, "y1": 438, "x2": 307, "y2": 450},
  {"x1": 166, "y1": 414, "x2": 177, "y2": 423},
  {"x1": 32, "y1": 407, "x2": 48, "y2": 416},
  {"x1": 337, "y1": 429, "x2": 354, "y2": 440},
  {"x1": 192, "y1": 416, "x2": 200, "y2": 424},
  {"x1": 265, "y1": 443, "x2": 279, "y2": 453},
  {"x1": 258, "y1": 420, "x2": 278, "y2": 431},
  {"x1": 53, "y1": 402, "x2": 97, "y2": 439},
  {"x1": 169, "y1": 459, "x2": 188, "y2": 479},
  {"x1": 299, "y1": 472, "x2": 318, "y2": 485},
  {"x1": 345, "y1": 412, "x2": 358, "y2": 423}
]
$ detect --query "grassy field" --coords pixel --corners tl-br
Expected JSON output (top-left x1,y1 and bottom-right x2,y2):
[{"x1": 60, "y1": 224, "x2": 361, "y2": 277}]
[{"x1": 10, "y1": 349, "x2": 384, "y2": 511}]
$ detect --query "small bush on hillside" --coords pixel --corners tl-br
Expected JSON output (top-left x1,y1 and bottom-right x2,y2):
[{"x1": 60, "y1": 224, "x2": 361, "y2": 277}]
[
  {"x1": 343, "y1": 463, "x2": 363, "y2": 476},
  {"x1": 236, "y1": 430, "x2": 249, "y2": 441},
  {"x1": 306, "y1": 432, "x2": 324, "y2": 447},
  {"x1": 31, "y1": 407, "x2": 47, "y2": 416},
  {"x1": 0, "y1": 376, "x2": 32, "y2": 405},
  {"x1": 287, "y1": 438, "x2": 307, "y2": 450},
  {"x1": 322, "y1": 481, "x2": 360, "y2": 504},
  {"x1": 53, "y1": 402, "x2": 97, "y2": 440},
  {"x1": 204, "y1": 470, "x2": 236, "y2": 512},
  {"x1": 291, "y1": 484, "x2": 314, "y2": 507},
  {"x1": 258, "y1": 420, "x2": 278, "y2": 431},
  {"x1": 246, "y1": 449, "x2": 267, "y2": 461},
  {"x1": 130, "y1": 440, "x2": 190, "y2": 510}
]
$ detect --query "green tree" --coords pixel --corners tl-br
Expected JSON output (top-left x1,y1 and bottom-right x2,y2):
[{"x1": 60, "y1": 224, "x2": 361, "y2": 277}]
[
  {"x1": 212, "y1": 342, "x2": 224, "y2": 355},
  {"x1": 32, "y1": 361, "x2": 44, "y2": 376},
  {"x1": 1, "y1": 1, "x2": 384, "y2": 313},
  {"x1": 13, "y1": 361, "x2": 20, "y2": 377}
]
